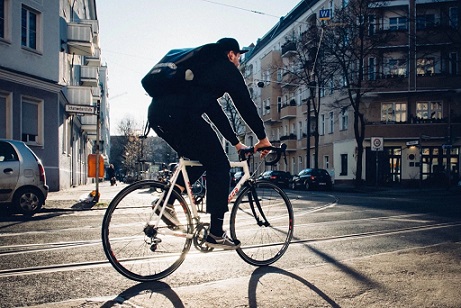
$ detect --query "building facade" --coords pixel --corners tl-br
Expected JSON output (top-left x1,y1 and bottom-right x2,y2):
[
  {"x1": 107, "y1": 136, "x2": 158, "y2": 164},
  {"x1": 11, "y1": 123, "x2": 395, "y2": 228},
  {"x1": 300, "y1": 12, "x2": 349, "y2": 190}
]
[
  {"x1": 241, "y1": 0, "x2": 461, "y2": 186},
  {"x1": 0, "y1": 0, "x2": 110, "y2": 191}
]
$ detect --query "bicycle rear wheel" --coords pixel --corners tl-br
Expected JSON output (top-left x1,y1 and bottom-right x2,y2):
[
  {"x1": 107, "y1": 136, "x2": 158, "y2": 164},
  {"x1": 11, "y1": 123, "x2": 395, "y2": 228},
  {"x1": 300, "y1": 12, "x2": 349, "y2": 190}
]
[
  {"x1": 102, "y1": 180, "x2": 192, "y2": 282},
  {"x1": 230, "y1": 181, "x2": 294, "y2": 266}
]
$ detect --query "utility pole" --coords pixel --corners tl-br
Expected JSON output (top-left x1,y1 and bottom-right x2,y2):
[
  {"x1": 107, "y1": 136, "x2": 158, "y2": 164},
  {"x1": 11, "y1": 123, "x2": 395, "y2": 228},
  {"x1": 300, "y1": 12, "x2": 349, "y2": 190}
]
[
  {"x1": 306, "y1": 80, "x2": 316, "y2": 168},
  {"x1": 95, "y1": 99, "x2": 101, "y2": 201}
]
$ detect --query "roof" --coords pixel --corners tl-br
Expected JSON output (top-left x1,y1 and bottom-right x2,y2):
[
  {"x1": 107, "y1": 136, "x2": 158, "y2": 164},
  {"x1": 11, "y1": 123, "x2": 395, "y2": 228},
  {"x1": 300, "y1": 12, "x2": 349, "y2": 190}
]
[{"x1": 243, "y1": 0, "x2": 320, "y2": 62}]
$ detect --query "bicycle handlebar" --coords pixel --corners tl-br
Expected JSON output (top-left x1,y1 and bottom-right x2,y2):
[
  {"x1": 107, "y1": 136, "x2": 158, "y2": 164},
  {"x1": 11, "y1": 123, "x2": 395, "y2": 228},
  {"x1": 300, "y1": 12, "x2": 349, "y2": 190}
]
[{"x1": 238, "y1": 143, "x2": 287, "y2": 166}]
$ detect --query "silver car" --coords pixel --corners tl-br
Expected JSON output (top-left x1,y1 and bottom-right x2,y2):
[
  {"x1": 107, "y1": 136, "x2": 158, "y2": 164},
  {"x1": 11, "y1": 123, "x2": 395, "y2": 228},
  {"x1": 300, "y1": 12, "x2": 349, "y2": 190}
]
[{"x1": 0, "y1": 139, "x2": 48, "y2": 216}]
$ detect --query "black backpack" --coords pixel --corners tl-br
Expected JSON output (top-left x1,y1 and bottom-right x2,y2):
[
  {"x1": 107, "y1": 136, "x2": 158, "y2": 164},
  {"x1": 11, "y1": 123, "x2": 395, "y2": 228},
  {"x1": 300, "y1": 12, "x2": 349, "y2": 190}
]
[{"x1": 141, "y1": 46, "x2": 204, "y2": 98}]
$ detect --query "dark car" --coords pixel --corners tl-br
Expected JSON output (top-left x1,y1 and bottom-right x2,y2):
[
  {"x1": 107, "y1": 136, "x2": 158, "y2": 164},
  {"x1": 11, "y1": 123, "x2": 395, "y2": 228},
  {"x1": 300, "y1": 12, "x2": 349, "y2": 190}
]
[
  {"x1": 231, "y1": 171, "x2": 244, "y2": 186},
  {"x1": 289, "y1": 168, "x2": 333, "y2": 190},
  {"x1": 257, "y1": 170, "x2": 292, "y2": 188}
]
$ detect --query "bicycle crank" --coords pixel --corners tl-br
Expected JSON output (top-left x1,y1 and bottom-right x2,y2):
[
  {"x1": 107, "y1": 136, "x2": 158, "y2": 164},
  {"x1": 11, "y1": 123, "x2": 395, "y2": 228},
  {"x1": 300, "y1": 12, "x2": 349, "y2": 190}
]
[{"x1": 193, "y1": 222, "x2": 214, "y2": 252}]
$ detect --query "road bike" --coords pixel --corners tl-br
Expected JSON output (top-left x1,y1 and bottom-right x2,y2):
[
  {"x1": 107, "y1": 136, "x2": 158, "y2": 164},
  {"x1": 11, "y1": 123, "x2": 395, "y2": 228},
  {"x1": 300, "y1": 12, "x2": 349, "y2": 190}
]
[{"x1": 101, "y1": 144, "x2": 294, "y2": 282}]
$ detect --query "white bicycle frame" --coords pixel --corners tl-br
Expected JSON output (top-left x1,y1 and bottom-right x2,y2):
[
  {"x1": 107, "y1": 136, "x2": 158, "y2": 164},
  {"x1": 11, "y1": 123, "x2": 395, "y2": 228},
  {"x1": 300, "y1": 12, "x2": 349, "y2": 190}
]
[{"x1": 152, "y1": 157, "x2": 251, "y2": 232}]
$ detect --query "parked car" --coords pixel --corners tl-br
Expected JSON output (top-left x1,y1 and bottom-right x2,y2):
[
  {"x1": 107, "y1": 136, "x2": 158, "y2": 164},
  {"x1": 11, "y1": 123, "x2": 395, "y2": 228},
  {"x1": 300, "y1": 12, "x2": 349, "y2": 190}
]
[
  {"x1": 231, "y1": 171, "x2": 244, "y2": 186},
  {"x1": 0, "y1": 139, "x2": 48, "y2": 216},
  {"x1": 289, "y1": 168, "x2": 333, "y2": 191},
  {"x1": 257, "y1": 170, "x2": 292, "y2": 188}
]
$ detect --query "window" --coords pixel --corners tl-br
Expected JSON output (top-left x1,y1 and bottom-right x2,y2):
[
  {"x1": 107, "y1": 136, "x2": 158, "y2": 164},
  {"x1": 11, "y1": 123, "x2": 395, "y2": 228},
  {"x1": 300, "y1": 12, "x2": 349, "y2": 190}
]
[
  {"x1": 329, "y1": 111, "x2": 334, "y2": 134},
  {"x1": 368, "y1": 15, "x2": 376, "y2": 35},
  {"x1": 324, "y1": 155, "x2": 329, "y2": 169},
  {"x1": 277, "y1": 69, "x2": 283, "y2": 82},
  {"x1": 384, "y1": 58, "x2": 407, "y2": 76},
  {"x1": 416, "y1": 14, "x2": 435, "y2": 30},
  {"x1": 450, "y1": 7, "x2": 459, "y2": 29},
  {"x1": 319, "y1": 114, "x2": 325, "y2": 135},
  {"x1": 298, "y1": 121, "x2": 302, "y2": 139},
  {"x1": 416, "y1": 101, "x2": 442, "y2": 120},
  {"x1": 0, "y1": 91, "x2": 12, "y2": 138},
  {"x1": 417, "y1": 58, "x2": 435, "y2": 75},
  {"x1": 449, "y1": 52, "x2": 458, "y2": 75},
  {"x1": 21, "y1": 6, "x2": 39, "y2": 50},
  {"x1": 368, "y1": 57, "x2": 376, "y2": 80},
  {"x1": 381, "y1": 102, "x2": 407, "y2": 123},
  {"x1": 21, "y1": 97, "x2": 43, "y2": 145},
  {"x1": 298, "y1": 156, "x2": 303, "y2": 174},
  {"x1": 0, "y1": 0, "x2": 5, "y2": 40},
  {"x1": 340, "y1": 107, "x2": 348, "y2": 130},
  {"x1": 389, "y1": 16, "x2": 407, "y2": 30},
  {"x1": 340, "y1": 154, "x2": 348, "y2": 175}
]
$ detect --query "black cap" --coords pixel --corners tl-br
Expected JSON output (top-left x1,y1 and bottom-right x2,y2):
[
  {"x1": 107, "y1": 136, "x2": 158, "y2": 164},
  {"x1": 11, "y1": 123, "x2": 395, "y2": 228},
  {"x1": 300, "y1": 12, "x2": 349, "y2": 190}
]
[{"x1": 216, "y1": 37, "x2": 248, "y2": 54}]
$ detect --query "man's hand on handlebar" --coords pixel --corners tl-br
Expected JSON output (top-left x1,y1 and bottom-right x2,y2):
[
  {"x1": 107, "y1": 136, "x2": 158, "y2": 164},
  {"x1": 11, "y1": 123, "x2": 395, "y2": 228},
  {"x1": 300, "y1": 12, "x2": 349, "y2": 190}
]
[{"x1": 254, "y1": 137, "x2": 272, "y2": 158}]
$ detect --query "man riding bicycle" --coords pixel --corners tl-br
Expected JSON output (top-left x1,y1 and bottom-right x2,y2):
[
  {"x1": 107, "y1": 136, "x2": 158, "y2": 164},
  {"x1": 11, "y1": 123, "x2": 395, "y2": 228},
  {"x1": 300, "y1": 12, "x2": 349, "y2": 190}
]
[{"x1": 148, "y1": 37, "x2": 271, "y2": 249}]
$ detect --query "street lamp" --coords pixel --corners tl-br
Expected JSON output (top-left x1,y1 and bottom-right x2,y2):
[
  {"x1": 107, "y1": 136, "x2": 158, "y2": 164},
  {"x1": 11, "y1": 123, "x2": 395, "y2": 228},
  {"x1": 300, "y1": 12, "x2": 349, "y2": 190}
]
[{"x1": 306, "y1": 80, "x2": 316, "y2": 169}]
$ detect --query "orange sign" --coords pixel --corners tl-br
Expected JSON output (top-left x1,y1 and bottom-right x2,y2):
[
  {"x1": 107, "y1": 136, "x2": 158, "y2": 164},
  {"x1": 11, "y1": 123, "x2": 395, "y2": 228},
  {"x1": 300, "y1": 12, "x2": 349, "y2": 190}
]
[{"x1": 88, "y1": 154, "x2": 104, "y2": 178}]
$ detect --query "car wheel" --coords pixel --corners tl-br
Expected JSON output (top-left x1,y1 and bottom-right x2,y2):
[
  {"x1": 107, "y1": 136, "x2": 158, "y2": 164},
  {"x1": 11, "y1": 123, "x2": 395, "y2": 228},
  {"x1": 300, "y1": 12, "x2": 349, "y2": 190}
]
[
  {"x1": 13, "y1": 188, "x2": 44, "y2": 216},
  {"x1": 304, "y1": 181, "x2": 310, "y2": 191}
]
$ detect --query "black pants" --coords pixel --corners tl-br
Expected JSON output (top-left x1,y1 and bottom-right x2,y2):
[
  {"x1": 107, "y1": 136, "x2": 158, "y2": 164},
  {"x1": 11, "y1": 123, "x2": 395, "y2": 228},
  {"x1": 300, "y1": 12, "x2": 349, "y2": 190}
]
[{"x1": 148, "y1": 97, "x2": 231, "y2": 217}]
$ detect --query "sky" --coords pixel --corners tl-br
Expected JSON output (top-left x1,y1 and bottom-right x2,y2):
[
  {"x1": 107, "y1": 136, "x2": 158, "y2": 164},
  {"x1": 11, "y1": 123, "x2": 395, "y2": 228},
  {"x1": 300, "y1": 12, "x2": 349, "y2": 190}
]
[{"x1": 96, "y1": 0, "x2": 302, "y2": 135}]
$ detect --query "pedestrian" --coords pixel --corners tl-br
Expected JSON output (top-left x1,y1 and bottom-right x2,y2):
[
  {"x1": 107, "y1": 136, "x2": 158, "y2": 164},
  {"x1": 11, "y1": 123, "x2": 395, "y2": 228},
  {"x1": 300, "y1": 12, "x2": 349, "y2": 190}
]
[
  {"x1": 108, "y1": 164, "x2": 116, "y2": 186},
  {"x1": 148, "y1": 37, "x2": 271, "y2": 249}
]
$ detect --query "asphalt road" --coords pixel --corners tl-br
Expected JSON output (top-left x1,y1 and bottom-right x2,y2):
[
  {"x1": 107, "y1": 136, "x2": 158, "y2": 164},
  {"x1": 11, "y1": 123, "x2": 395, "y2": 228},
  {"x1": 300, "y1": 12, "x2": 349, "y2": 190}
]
[{"x1": 0, "y1": 182, "x2": 460, "y2": 307}]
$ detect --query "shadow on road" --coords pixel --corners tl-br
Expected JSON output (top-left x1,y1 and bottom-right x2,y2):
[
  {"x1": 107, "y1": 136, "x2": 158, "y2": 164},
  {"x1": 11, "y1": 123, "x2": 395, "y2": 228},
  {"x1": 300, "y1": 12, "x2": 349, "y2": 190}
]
[
  {"x1": 249, "y1": 266, "x2": 341, "y2": 307},
  {"x1": 100, "y1": 281, "x2": 185, "y2": 308}
]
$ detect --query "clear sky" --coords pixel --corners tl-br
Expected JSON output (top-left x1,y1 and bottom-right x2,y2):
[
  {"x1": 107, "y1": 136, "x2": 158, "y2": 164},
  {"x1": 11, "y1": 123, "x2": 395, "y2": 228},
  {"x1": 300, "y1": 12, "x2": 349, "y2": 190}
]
[{"x1": 97, "y1": 0, "x2": 302, "y2": 135}]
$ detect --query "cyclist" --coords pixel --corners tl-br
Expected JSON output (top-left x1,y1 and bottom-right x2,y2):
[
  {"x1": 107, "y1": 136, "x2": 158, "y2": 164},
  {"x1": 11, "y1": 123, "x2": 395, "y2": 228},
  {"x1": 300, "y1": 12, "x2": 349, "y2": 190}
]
[{"x1": 148, "y1": 37, "x2": 271, "y2": 249}]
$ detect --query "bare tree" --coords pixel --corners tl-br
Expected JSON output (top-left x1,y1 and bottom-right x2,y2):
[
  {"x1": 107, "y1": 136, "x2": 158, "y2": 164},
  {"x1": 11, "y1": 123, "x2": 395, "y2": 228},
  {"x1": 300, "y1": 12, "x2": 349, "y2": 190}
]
[
  {"x1": 219, "y1": 94, "x2": 246, "y2": 141},
  {"x1": 318, "y1": 0, "x2": 399, "y2": 186}
]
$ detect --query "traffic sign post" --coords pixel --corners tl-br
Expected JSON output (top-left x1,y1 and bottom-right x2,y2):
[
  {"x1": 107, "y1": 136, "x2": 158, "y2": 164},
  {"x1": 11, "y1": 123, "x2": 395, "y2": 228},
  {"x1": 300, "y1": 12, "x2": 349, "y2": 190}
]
[{"x1": 371, "y1": 137, "x2": 383, "y2": 186}]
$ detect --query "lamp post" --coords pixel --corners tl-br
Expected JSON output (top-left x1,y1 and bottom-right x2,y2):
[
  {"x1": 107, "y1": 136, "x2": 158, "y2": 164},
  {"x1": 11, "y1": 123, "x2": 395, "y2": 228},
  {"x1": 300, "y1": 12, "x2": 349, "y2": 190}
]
[{"x1": 306, "y1": 80, "x2": 316, "y2": 168}]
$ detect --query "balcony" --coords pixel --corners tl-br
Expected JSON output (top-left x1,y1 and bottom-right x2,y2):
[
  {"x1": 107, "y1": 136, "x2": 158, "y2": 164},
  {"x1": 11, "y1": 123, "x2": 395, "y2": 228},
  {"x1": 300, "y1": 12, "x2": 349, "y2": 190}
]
[
  {"x1": 280, "y1": 105, "x2": 297, "y2": 119},
  {"x1": 91, "y1": 86, "x2": 101, "y2": 100},
  {"x1": 280, "y1": 134, "x2": 297, "y2": 151},
  {"x1": 281, "y1": 41, "x2": 297, "y2": 58},
  {"x1": 85, "y1": 47, "x2": 101, "y2": 67},
  {"x1": 81, "y1": 115, "x2": 97, "y2": 132},
  {"x1": 67, "y1": 21, "x2": 97, "y2": 56},
  {"x1": 262, "y1": 108, "x2": 281, "y2": 124},
  {"x1": 365, "y1": 122, "x2": 461, "y2": 140},
  {"x1": 80, "y1": 66, "x2": 99, "y2": 87},
  {"x1": 66, "y1": 86, "x2": 92, "y2": 105}
]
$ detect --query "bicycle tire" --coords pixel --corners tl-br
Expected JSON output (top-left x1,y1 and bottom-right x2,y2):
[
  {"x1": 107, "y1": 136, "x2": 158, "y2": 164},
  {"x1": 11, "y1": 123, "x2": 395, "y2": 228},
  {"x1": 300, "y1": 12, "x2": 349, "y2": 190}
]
[
  {"x1": 230, "y1": 180, "x2": 294, "y2": 266},
  {"x1": 102, "y1": 180, "x2": 193, "y2": 282}
]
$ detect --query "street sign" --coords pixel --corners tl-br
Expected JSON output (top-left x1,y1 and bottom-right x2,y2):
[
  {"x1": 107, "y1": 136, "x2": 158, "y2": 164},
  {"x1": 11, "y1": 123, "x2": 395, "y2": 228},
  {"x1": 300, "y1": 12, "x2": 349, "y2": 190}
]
[
  {"x1": 406, "y1": 140, "x2": 419, "y2": 146},
  {"x1": 319, "y1": 9, "x2": 331, "y2": 21},
  {"x1": 65, "y1": 104, "x2": 96, "y2": 115},
  {"x1": 371, "y1": 137, "x2": 383, "y2": 151}
]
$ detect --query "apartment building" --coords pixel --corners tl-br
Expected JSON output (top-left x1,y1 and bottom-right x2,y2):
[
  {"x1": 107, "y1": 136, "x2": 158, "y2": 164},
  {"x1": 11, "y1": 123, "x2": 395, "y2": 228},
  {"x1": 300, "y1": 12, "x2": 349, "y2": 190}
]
[
  {"x1": 241, "y1": 0, "x2": 460, "y2": 186},
  {"x1": 0, "y1": 0, "x2": 110, "y2": 191}
]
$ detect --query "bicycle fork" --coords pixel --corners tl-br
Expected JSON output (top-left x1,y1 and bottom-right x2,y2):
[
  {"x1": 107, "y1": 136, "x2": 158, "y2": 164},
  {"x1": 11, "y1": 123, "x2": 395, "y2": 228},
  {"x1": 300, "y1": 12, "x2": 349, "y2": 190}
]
[{"x1": 247, "y1": 184, "x2": 271, "y2": 227}]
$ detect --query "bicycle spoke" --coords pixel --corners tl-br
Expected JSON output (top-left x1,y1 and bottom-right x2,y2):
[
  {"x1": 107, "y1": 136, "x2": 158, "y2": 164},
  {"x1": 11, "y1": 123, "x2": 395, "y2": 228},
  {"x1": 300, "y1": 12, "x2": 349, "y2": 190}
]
[
  {"x1": 102, "y1": 180, "x2": 192, "y2": 282},
  {"x1": 230, "y1": 181, "x2": 294, "y2": 266}
]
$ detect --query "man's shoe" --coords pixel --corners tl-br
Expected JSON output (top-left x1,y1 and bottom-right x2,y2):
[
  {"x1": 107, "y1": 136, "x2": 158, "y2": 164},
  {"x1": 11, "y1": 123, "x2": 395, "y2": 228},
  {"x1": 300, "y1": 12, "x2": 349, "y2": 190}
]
[
  {"x1": 153, "y1": 201, "x2": 181, "y2": 228},
  {"x1": 205, "y1": 232, "x2": 241, "y2": 250}
]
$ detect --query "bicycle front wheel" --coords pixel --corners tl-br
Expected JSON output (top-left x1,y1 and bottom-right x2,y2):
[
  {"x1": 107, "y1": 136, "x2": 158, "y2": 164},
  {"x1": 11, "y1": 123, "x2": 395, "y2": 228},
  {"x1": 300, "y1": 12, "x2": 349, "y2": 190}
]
[
  {"x1": 230, "y1": 181, "x2": 294, "y2": 266},
  {"x1": 102, "y1": 180, "x2": 192, "y2": 282}
]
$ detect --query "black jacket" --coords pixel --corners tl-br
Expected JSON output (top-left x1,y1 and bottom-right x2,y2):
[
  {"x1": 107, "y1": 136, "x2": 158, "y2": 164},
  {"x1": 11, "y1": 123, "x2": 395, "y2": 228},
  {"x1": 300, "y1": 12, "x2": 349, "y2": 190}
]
[{"x1": 150, "y1": 43, "x2": 267, "y2": 146}]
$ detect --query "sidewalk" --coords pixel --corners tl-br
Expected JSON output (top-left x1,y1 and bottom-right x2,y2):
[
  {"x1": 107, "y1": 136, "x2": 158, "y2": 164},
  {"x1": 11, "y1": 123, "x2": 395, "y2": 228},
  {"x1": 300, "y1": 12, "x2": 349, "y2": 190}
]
[{"x1": 45, "y1": 180, "x2": 127, "y2": 210}]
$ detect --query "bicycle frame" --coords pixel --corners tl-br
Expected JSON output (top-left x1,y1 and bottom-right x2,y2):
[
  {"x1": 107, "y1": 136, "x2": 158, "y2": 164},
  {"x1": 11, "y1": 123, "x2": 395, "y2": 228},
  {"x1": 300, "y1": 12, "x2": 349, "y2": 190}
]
[{"x1": 152, "y1": 157, "x2": 251, "y2": 230}]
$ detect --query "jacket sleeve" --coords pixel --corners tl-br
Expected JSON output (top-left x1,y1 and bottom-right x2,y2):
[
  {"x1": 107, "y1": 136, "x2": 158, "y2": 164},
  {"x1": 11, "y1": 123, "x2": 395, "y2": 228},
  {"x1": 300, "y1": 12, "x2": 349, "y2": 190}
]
[
  {"x1": 205, "y1": 99, "x2": 240, "y2": 146},
  {"x1": 219, "y1": 62, "x2": 267, "y2": 140}
]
